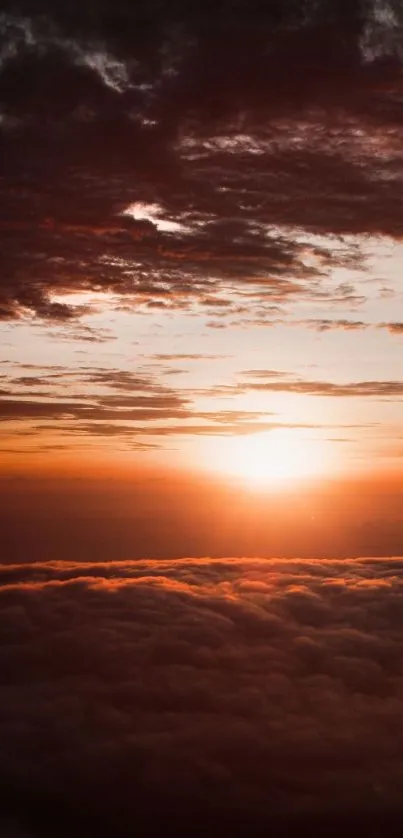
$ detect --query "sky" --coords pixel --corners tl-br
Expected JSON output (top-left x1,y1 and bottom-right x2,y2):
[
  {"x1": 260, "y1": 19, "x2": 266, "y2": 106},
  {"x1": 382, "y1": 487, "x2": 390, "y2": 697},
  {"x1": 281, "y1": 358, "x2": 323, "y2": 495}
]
[
  {"x1": 1, "y1": 1, "x2": 403, "y2": 835},
  {"x1": 1, "y1": 0, "x2": 403, "y2": 490}
]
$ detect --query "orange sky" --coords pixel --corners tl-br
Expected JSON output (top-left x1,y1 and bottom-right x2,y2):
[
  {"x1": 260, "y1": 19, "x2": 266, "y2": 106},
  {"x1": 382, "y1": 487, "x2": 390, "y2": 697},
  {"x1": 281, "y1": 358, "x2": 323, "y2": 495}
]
[
  {"x1": 1, "y1": 235, "x2": 403, "y2": 487},
  {"x1": 1, "y1": 0, "x2": 403, "y2": 554}
]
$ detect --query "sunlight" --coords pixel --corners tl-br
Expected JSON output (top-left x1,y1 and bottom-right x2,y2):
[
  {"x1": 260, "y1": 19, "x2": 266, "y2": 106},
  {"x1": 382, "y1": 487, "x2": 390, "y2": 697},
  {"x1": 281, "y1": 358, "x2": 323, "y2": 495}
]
[{"x1": 214, "y1": 428, "x2": 329, "y2": 488}]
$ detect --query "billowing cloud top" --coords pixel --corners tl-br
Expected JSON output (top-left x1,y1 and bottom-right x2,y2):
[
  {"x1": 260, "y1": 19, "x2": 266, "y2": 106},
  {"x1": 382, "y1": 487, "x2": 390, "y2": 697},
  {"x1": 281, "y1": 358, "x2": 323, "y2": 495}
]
[{"x1": 1, "y1": 555, "x2": 403, "y2": 835}]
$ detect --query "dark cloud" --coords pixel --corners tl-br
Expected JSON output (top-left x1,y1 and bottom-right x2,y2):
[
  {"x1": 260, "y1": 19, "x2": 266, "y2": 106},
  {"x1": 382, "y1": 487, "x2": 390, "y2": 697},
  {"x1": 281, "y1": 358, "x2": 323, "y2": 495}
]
[
  {"x1": 1, "y1": 555, "x2": 403, "y2": 835},
  {"x1": 3, "y1": 358, "x2": 401, "y2": 450},
  {"x1": 5, "y1": 362, "x2": 360, "y2": 445},
  {"x1": 1, "y1": 1, "x2": 403, "y2": 320},
  {"x1": 0, "y1": 397, "x2": 189, "y2": 422},
  {"x1": 3, "y1": 360, "x2": 373, "y2": 444},
  {"x1": 0, "y1": 366, "x2": 193, "y2": 434}
]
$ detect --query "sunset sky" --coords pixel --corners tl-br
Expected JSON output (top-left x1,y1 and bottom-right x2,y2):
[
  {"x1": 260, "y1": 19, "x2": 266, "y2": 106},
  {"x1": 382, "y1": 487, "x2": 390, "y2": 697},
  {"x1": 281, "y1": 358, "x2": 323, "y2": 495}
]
[
  {"x1": 2, "y1": 1, "x2": 403, "y2": 835},
  {"x1": 1, "y1": 0, "x2": 403, "y2": 489}
]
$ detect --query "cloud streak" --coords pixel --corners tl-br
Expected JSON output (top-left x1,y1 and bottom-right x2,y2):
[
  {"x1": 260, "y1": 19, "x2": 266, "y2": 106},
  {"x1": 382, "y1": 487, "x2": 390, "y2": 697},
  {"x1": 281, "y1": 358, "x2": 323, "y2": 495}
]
[{"x1": 225, "y1": 372, "x2": 403, "y2": 399}]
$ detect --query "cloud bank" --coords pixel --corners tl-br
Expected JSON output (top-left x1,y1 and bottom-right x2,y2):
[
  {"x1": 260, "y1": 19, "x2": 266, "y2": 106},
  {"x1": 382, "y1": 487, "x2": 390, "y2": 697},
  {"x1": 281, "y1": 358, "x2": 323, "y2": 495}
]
[{"x1": 1, "y1": 555, "x2": 403, "y2": 834}]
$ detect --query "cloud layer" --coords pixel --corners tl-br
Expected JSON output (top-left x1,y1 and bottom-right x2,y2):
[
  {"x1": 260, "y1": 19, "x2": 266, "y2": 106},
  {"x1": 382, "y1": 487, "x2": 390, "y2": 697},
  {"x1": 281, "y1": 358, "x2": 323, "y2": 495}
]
[{"x1": 1, "y1": 555, "x2": 403, "y2": 834}]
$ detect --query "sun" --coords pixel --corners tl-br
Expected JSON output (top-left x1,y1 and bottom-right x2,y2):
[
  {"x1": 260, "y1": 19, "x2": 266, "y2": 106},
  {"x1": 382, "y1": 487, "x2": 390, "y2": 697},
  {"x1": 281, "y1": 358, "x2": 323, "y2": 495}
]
[{"x1": 213, "y1": 428, "x2": 328, "y2": 488}]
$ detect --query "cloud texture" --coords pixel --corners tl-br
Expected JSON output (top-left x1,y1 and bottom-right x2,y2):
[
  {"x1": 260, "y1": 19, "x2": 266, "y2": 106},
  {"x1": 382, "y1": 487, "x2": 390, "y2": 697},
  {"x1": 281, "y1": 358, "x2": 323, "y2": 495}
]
[
  {"x1": 1, "y1": 555, "x2": 403, "y2": 835},
  {"x1": 2, "y1": 0, "x2": 403, "y2": 321}
]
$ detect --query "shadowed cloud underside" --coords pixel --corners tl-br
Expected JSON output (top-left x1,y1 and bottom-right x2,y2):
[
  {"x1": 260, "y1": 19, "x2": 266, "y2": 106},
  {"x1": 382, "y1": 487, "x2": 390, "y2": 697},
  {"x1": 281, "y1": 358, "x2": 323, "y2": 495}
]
[{"x1": 1, "y1": 556, "x2": 403, "y2": 834}]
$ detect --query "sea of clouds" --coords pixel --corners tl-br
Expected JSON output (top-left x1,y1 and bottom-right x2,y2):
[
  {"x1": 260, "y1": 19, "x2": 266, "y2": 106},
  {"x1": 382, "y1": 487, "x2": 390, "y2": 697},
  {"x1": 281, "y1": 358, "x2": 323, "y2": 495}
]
[{"x1": 1, "y1": 556, "x2": 403, "y2": 835}]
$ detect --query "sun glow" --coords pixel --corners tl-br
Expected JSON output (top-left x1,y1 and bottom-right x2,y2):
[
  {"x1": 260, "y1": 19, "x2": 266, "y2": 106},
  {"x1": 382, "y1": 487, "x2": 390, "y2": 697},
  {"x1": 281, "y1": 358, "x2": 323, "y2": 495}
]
[{"x1": 213, "y1": 428, "x2": 330, "y2": 488}]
